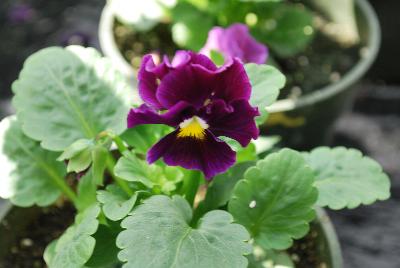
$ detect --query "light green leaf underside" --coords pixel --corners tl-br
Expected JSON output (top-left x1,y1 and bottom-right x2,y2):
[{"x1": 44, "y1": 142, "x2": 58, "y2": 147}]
[
  {"x1": 115, "y1": 150, "x2": 183, "y2": 193},
  {"x1": 117, "y1": 195, "x2": 251, "y2": 268},
  {"x1": 229, "y1": 149, "x2": 318, "y2": 250},
  {"x1": 303, "y1": 147, "x2": 391, "y2": 209},
  {"x1": 245, "y1": 64, "x2": 286, "y2": 108},
  {"x1": 76, "y1": 171, "x2": 97, "y2": 212},
  {"x1": 120, "y1": 124, "x2": 172, "y2": 155},
  {"x1": 12, "y1": 45, "x2": 132, "y2": 151},
  {"x1": 0, "y1": 116, "x2": 64, "y2": 207},
  {"x1": 245, "y1": 64, "x2": 285, "y2": 125},
  {"x1": 97, "y1": 184, "x2": 138, "y2": 221},
  {"x1": 46, "y1": 205, "x2": 100, "y2": 268}
]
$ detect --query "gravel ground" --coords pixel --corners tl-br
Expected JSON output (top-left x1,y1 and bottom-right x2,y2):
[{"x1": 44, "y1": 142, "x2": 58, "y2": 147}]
[
  {"x1": 330, "y1": 110, "x2": 400, "y2": 268},
  {"x1": 0, "y1": 1, "x2": 399, "y2": 267}
]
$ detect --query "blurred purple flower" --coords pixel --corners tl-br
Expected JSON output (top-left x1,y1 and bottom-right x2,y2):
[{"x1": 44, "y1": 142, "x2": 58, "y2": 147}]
[
  {"x1": 200, "y1": 23, "x2": 268, "y2": 64},
  {"x1": 127, "y1": 51, "x2": 259, "y2": 179},
  {"x1": 8, "y1": 4, "x2": 35, "y2": 24}
]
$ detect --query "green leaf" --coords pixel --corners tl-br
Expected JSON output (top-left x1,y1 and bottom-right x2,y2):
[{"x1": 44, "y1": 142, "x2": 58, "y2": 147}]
[
  {"x1": 245, "y1": 64, "x2": 286, "y2": 108},
  {"x1": 115, "y1": 150, "x2": 183, "y2": 193},
  {"x1": 86, "y1": 223, "x2": 121, "y2": 267},
  {"x1": 12, "y1": 46, "x2": 131, "y2": 151},
  {"x1": 241, "y1": 0, "x2": 281, "y2": 2},
  {"x1": 91, "y1": 145, "x2": 109, "y2": 186},
  {"x1": 253, "y1": 136, "x2": 281, "y2": 155},
  {"x1": 303, "y1": 147, "x2": 391, "y2": 210},
  {"x1": 0, "y1": 116, "x2": 65, "y2": 207},
  {"x1": 171, "y1": 2, "x2": 214, "y2": 50},
  {"x1": 228, "y1": 149, "x2": 318, "y2": 250},
  {"x1": 210, "y1": 50, "x2": 225, "y2": 66},
  {"x1": 121, "y1": 124, "x2": 172, "y2": 155},
  {"x1": 252, "y1": 3, "x2": 314, "y2": 57},
  {"x1": 202, "y1": 162, "x2": 256, "y2": 212},
  {"x1": 245, "y1": 64, "x2": 285, "y2": 125},
  {"x1": 97, "y1": 184, "x2": 139, "y2": 221},
  {"x1": 46, "y1": 205, "x2": 101, "y2": 268},
  {"x1": 58, "y1": 139, "x2": 94, "y2": 161},
  {"x1": 76, "y1": 171, "x2": 97, "y2": 212},
  {"x1": 220, "y1": 137, "x2": 258, "y2": 163},
  {"x1": 67, "y1": 148, "x2": 92, "y2": 173},
  {"x1": 117, "y1": 195, "x2": 251, "y2": 268},
  {"x1": 237, "y1": 143, "x2": 258, "y2": 163},
  {"x1": 114, "y1": 151, "x2": 154, "y2": 188},
  {"x1": 43, "y1": 239, "x2": 58, "y2": 265}
]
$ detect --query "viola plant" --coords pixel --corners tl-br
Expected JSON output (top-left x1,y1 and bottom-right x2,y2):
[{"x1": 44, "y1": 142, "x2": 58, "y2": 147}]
[
  {"x1": 128, "y1": 51, "x2": 259, "y2": 178},
  {"x1": 0, "y1": 46, "x2": 390, "y2": 268}
]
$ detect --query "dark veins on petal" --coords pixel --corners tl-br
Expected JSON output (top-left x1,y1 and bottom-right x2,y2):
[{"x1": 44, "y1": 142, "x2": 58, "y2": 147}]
[{"x1": 147, "y1": 130, "x2": 236, "y2": 179}]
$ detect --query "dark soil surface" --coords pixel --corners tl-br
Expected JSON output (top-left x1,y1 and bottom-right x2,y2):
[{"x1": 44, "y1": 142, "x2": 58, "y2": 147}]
[
  {"x1": 288, "y1": 223, "x2": 327, "y2": 268},
  {"x1": 0, "y1": 0, "x2": 399, "y2": 267},
  {"x1": 0, "y1": 204, "x2": 75, "y2": 268}
]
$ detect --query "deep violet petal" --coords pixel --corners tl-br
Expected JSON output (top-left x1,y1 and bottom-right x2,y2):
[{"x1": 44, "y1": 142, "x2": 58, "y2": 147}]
[{"x1": 147, "y1": 130, "x2": 236, "y2": 179}]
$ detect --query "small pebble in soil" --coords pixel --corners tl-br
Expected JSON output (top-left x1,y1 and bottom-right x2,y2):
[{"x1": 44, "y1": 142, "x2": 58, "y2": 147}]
[
  {"x1": 330, "y1": 72, "x2": 341, "y2": 83},
  {"x1": 291, "y1": 253, "x2": 300, "y2": 262},
  {"x1": 289, "y1": 86, "x2": 302, "y2": 99},
  {"x1": 20, "y1": 238, "x2": 33, "y2": 248},
  {"x1": 298, "y1": 56, "x2": 309, "y2": 67}
]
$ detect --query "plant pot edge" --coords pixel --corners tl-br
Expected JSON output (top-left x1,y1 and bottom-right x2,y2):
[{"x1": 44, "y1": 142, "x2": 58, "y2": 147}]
[
  {"x1": 315, "y1": 207, "x2": 343, "y2": 268},
  {"x1": 0, "y1": 200, "x2": 11, "y2": 222},
  {"x1": 98, "y1": 0, "x2": 380, "y2": 114}
]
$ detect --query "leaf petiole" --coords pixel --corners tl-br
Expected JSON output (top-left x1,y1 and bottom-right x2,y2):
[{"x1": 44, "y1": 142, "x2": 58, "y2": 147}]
[
  {"x1": 181, "y1": 170, "x2": 201, "y2": 207},
  {"x1": 106, "y1": 153, "x2": 134, "y2": 196}
]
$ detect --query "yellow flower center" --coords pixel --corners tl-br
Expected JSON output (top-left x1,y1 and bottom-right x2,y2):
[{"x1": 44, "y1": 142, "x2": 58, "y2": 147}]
[{"x1": 177, "y1": 116, "x2": 209, "y2": 140}]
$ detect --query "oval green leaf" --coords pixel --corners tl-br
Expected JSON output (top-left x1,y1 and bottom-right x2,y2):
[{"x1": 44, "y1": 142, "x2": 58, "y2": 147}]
[
  {"x1": 12, "y1": 46, "x2": 132, "y2": 151},
  {"x1": 303, "y1": 147, "x2": 391, "y2": 209},
  {"x1": 97, "y1": 184, "x2": 139, "y2": 221},
  {"x1": 46, "y1": 205, "x2": 100, "y2": 268},
  {"x1": 228, "y1": 149, "x2": 318, "y2": 250},
  {"x1": 0, "y1": 116, "x2": 65, "y2": 207}
]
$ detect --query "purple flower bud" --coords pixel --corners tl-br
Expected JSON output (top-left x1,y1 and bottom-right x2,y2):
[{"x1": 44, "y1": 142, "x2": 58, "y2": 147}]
[
  {"x1": 200, "y1": 23, "x2": 268, "y2": 64},
  {"x1": 127, "y1": 51, "x2": 259, "y2": 179}
]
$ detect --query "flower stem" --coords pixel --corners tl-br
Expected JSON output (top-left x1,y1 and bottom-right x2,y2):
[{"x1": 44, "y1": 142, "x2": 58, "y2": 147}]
[
  {"x1": 44, "y1": 166, "x2": 78, "y2": 206},
  {"x1": 106, "y1": 153, "x2": 134, "y2": 196},
  {"x1": 57, "y1": 175, "x2": 79, "y2": 205},
  {"x1": 111, "y1": 134, "x2": 128, "y2": 154},
  {"x1": 182, "y1": 170, "x2": 201, "y2": 207}
]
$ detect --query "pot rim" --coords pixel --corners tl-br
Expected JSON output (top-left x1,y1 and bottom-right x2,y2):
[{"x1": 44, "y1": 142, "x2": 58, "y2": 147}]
[
  {"x1": 0, "y1": 201, "x2": 11, "y2": 222},
  {"x1": 98, "y1": 0, "x2": 380, "y2": 113},
  {"x1": 316, "y1": 207, "x2": 343, "y2": 268}
]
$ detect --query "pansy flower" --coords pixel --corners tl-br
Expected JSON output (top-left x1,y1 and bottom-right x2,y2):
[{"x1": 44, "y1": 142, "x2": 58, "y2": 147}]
[
  {"x1": 200, "y1": 23, "x2": 268, "y2": 64},
  {"x1": 127, "y1": 51, "x2": 259, "y2": 179}
]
